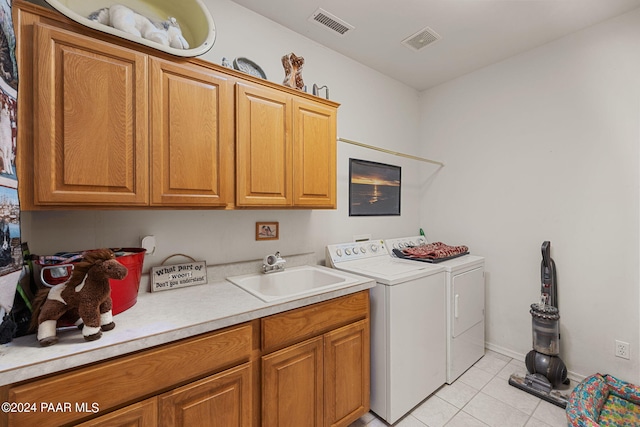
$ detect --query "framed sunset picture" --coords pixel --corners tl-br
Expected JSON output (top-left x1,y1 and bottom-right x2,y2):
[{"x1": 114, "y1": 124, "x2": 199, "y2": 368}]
[{"x1": 349, "y1": 159, "x2": 401, "y2": 216}]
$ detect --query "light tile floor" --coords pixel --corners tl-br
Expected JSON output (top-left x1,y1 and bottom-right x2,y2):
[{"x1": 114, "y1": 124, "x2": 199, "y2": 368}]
[{"x1": 349, "y1": 350, "x2": 572, "y2": 427}]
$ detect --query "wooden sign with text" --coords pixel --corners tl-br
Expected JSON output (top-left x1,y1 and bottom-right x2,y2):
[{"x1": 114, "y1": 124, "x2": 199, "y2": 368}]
[{"x1": 151, "y1": 261, "x2": 207, "y2": 292}]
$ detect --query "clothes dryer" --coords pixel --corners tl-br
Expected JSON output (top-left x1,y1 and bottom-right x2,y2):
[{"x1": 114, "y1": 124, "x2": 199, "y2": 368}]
[
  {"x1": 384, "y1": 236, "x2": 485, "y2": 384},
  {"x1": 326, "y1": 240, "x2": 446, "y2": 424}
]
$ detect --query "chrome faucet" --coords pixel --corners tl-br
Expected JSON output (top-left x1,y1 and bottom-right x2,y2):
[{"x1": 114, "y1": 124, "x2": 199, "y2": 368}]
[{"x1": 263, "y1": 252, "x2": 286, "y2": 274}]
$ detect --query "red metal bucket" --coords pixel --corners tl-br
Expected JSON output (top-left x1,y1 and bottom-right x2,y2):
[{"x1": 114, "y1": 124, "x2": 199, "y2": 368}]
[{"x1": 110, "y1": 248, "x2": 145, "y2": 314}]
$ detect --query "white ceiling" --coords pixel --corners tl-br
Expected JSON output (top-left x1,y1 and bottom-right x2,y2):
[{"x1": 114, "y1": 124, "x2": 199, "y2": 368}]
[{"x1": 230, "y1": 0, "x2": 640, "y2": 91}]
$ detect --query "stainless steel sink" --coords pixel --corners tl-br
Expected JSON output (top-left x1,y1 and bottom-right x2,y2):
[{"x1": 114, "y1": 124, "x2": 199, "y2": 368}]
[{"x1": 227, "y1": 265, "x2": 361, "y2": 302}]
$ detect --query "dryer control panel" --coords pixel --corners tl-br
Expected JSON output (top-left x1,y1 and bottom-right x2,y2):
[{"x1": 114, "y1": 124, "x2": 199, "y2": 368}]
[
  {"x1": 384, "y1": 236, "x2": 428, "y2": 252},
  {"x1": 326, "y1": 241, "x2": 387, "y2": 267}
]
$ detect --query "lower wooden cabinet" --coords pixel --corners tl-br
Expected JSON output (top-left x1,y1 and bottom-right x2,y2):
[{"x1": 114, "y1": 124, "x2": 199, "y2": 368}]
[
  {"x1": 1, "y1": 292, "x2": 370, "y2": 427},
  {"x1": 159, "y1": 363, "x2": 253, "y2": 427},
  {"x1": 324, "y1": 320, "x2": 370, "y2": 427},
  {"x1": 4, "y1": 323, "x2": 254, "y2": 427},
  {"x1": 261, "y1": 292, "x2": 370, "y2": 427},
  {"x1": 75, "y1": 363, "x2": 253, "y2": 427},
  {"x1": 262, "y1": 337, "x2": 324, "y2": 427},
  {"x1": 75, "y1": 398, "x2": 158, "y2": 427}
]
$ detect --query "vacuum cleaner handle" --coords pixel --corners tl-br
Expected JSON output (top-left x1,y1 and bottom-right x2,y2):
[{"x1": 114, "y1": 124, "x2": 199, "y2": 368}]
[
  {"x1": 541, "y1": 241, "x2": 551, "y2": 285},
  {"x1": 541, "y1": 241, "x2": 557, "y2": 309}
]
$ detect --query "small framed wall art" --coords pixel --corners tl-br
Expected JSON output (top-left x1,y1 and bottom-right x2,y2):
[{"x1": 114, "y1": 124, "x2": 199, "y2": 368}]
[
  {"x1": 349, "y1": 158, "x2": 401, "y2": 216},
  {"x1": 256, "y1": 222, "x2": 279, "y2": 240}
]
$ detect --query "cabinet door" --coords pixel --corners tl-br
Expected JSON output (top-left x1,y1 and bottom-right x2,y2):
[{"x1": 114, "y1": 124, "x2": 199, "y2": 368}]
[
  {"x1": 75, "y1": 398, "x2": 157, "y2": 427},
  {"x1": 262, "y1": 336, "x2": 323, "y2": 427},
  {"x1": 292, "y1": 98, "x2": 336, "y2": 208},
  {"x1": 324, "y1": 319, "x2": 370, "y2": 427},
  {"x1": 236, "y1": 83, "x2": 291, "y2": 206},
  {"x1": 33, "y1": 23, "x2": 149, "y2": 205},
  {"x1": 159, "y1": 363, "x2": 252, "y2": 427},
  {"x1": 150, "y1": 58, "x2": 234, "y2": 206}
]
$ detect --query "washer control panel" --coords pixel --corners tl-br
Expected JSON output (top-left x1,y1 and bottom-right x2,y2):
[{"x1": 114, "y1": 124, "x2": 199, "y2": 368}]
[{"x1": 326, "y1": 241, "x2": 386, "y2": 267}]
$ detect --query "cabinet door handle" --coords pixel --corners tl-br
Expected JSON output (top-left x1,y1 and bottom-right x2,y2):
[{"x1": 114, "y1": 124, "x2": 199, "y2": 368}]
[{"x1": 454, "y1": 294, "x2": 459, "y2": 319}]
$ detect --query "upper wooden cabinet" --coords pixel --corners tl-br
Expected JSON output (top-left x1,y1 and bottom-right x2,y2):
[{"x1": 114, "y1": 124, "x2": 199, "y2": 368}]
[
  {"x1": 15, "y1": 1, "x2": 338, "y2": 210},
  {"x1": 27, "y1": 22, "x2": 234, "y2": 208},
  {"x1": 236, "y1": 83, "x2": 337, "y2": 208},
  {"x1": 235, "y1": 83, "x2": 291, "y2": 207},
  {"x1": 292, "y1": 98, "x2": 337, "y2": 207},
  {"x1": 33, "y1": 23, "x2": 150, "y2": 206},
  {"x1": 150, "y1": 58, "x2": 234, "y2": 207}
]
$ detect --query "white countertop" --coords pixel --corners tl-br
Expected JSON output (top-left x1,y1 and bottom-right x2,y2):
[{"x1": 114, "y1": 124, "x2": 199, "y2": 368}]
[{"x1": 0, "y1": 257, "x2": 375, "y2": 387}]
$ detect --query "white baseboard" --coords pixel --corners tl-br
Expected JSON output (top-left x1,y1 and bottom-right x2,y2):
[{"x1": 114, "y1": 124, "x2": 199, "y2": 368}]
[
  {"x1": 485, "y1": 342, "x2": 525, "y2": 361},
  {"x1": 485, "y1": 341, "x2": 585, "y2": 384}
]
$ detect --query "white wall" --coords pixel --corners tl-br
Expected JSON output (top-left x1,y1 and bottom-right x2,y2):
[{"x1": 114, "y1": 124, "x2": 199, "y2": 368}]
[
  {"x1": 23, "y1": 0, "x2": 640, "y2": 382},
  {"x1": 418, "y1": 9, "x2": 640, "y2": 382},
  {"x1": 21, "y1": 0, "x2": 425, "y2": 267}
]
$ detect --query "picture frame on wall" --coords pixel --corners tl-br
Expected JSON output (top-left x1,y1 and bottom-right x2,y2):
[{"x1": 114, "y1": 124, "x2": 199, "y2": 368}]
[
  {"x1": 349, "y1": 159, "x2": 401, "y2": 216},
  {"x1": 256, "y1": 222, "x2": 279, "y2": 240}
]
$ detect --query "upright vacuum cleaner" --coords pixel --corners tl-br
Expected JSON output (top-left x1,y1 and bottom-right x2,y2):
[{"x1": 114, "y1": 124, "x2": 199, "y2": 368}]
[{"x1": 508, "y1": 241, "x2": 571, "y2": 408}]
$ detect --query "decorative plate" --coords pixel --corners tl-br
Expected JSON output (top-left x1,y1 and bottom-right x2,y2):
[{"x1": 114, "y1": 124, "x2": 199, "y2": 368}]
[{"x1": 233, "y1": 57, "x2": 266, "y2": 79}]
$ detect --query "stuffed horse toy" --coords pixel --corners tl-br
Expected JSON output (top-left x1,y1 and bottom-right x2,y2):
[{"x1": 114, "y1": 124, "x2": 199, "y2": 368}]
[
  {"x1": 31, "y1": 249, "x2": 128, "y2": 346},
  {"x1": 89, "y1": 4, "x2": 189, "y2": 49}
]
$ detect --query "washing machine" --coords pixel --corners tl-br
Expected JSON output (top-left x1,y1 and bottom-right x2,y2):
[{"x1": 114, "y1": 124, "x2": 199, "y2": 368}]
[
  {"x1": 384, "y1": 236, "x2": 485, "y2": 384},
  {"x1": 326, "y1": 240, "x2": 446, "y2": 424}
]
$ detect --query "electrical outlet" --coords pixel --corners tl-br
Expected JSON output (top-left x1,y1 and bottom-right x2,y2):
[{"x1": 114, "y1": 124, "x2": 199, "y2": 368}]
[{"x1": 615, "y1": 340, "x2": 630, "y2": 360}]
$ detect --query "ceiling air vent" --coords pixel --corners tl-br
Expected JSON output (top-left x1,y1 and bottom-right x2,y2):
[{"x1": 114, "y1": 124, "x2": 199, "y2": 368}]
[
  {"x1": 308, "y1": 8, "x2": 354, "y2": 36},
  {"x1": 402, "y1": 26, "x2": 441, "y2": 51}
]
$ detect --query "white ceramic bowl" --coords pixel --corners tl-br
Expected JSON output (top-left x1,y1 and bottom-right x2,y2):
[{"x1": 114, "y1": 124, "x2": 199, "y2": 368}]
[{"x1": 43, "y1": 0, "x2": 216, "y2": 57}]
